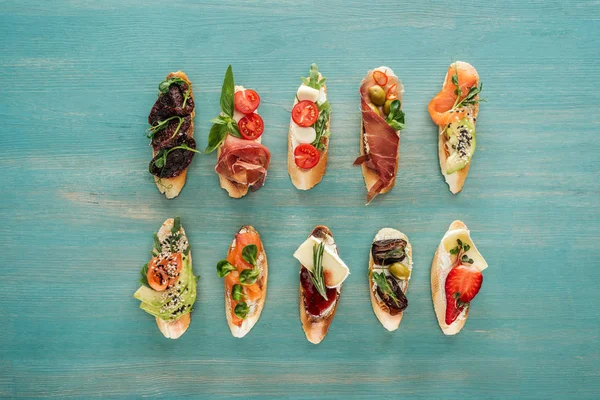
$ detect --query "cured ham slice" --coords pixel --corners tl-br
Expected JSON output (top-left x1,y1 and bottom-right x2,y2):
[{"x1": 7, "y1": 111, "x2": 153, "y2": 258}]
[
  {"x1": 216, "y1": 135, "x2": 271, "y2": 191},
  {"x1": 354, "y1": 68, "x2": 402, "y2": 204}
]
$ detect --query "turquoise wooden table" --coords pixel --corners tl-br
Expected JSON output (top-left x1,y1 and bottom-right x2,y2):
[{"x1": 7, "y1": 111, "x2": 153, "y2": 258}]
[{"x1": 1, "y1": 0, "x2": 599, "y2": 398}]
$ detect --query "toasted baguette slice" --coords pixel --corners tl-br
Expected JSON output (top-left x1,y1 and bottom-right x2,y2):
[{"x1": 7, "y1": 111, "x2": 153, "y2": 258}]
[
  {"x1": 154, "y1": 218, "x2": 193, "y2": 339},
  {"x1": 431, "y1": 220, "x2": 488, "y2": 335},
  {"x1": 299, "y1": 225, "x2": 342, "y2": 344},
  {"x1": 437, "y1": 61, "x2": 479, "y2": 194},
  {"x1": 369, "y1": 228, "x2": 413, "y2": 331},
  {"x1": 224, "y1": 226, "x2": 268, "y2": 338},
  {"x1": 153, "y1": 71, "x2": 195, "y2": 199},
  {"x1": 288, "y1": 76, "x2": 329, "y2": 190}
]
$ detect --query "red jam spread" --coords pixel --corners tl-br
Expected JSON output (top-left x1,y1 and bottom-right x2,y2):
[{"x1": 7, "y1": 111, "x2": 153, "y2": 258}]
[{"x1": 300, "y1": 266, "x2": 337, "y2": 316}]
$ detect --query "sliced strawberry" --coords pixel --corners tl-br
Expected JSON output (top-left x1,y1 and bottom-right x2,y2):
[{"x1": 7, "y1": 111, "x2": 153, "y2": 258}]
[{"x1": 444, "y1": 264, "x2": 483, "y2": 325}]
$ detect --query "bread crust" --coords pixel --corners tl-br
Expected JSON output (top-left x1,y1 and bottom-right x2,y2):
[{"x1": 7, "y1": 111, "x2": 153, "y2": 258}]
[
  {"x1": 288, "y1": 79, "x2": 329, "y2": 190},
  {"x1": 431, "y1": 220, "x2": 469, "y2": 335},
  {"x1": 298, "y1": 225, "x2": 341, "y2": 344},
  {"x1": 153, "y1": 71, "x2": 195, "y2": 199},
  {"x1": 153, "y1": 218, "x2": 193, "y2": 339},
  {"x1": 368, "y1": 228, "x2": 412, "y2": 331},
  {"x1": 437, "y1": 61, "x2": 479, "y2": 194},
  {"x1": 224, "y1": 226, "x2": 268, "y2": 338}
]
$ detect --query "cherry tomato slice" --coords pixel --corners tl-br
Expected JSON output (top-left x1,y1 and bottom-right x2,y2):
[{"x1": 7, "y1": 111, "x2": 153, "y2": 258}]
[
  {"x1": 294, "y1": 143, "x2": 320, "y2": 169},
  {"x1": 238, "y1": 113, "x2": 264, "y2": 140},
  {"x1": 234, "y1": 89, "x2": 260, "y2": 114},
  {"x1": 386, "y1": 84, "x2": 398, "y2": 100},
  {"x1": 292, "y1": 100, "x2": 319, "y2": 127},
  {"x1": 147, "y1": 253, "x2": 183, "y2": 292},
  {"x1": 373, "y1": 71, "x2": 388, "y2": 86}
]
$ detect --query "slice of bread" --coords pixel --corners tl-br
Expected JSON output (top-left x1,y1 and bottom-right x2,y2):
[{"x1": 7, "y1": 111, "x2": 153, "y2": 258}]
[
  {"x1": 224, "y1": 226, "x2": 268, "y2": 338},
  {"x1": 153, "y1": 71, "x2": 195, "y2": 199},
  {"x1": 299, "y1": 225, "x2": 342, "y2": 344},
  {"x1": 154, "y1": 218, "x2": 193, "y2": 339},
  {"x1": 369, "y1": 228, "x2": 413, "y2": 331},
  {"x1": 288, "y1": 78, "x2": 329, "y2": 190}
]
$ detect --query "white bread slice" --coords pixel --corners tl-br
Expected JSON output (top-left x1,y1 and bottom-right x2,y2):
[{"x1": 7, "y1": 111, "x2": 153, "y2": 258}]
[
  {"x1": 154, "y1": 218, "x2": 193, "y2": 339},
  {"x1": 153, "y1": 71, "x2": 195, "y2": 199},
  {"x1": 358, "y1": 67, "x2": 403, "y2": 202},
  {"x1": 299, "y1": 225, "x2": 342, "y2": 344},
  {"x1": 431, "y1": 220, "x2": 488, "y2": 335},
  {"x1": 224, "y1": 226, "x2": 268, "y2": 338},
  {"x1": 288, "y1": 76, "x2": 329, "y2": 190},
  {"x1": 369, "y1": 228, "x2": 413, "y2": 331},
  {"x1": 437, "y1": 61, "x2": 479, "y2": 194}
]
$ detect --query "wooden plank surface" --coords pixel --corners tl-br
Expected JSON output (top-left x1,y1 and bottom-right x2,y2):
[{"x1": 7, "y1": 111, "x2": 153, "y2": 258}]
[{"x1": 1, "y1": 0, "x2": 599, "y2": 398}]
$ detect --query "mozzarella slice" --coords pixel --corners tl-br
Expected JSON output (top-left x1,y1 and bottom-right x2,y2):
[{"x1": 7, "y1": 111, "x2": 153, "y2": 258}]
[
  {"x1": 291, "y1": 124, "x2": 316, "y2": 144},
  {"x1": 297, "y1": 85, "x2": 320, "y2": 102}
]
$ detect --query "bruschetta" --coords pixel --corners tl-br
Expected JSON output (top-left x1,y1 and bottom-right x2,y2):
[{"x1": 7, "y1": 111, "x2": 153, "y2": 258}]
[
  {"x1": 428, "y1": 62, "x2": 482, "y2": 194},
  {"x1": 205, "y1": 65, "x2": 271, "y2": 198},
  {"x1": 133, "y1": 217, "x2": 197, "y2": 339},
  {"x1": 288, "y1": 64, "x2": 331, "y2": 190},
  {"x1": 147, "y1": 72, "x2": 198, "y2": 199},
  {"x1": 293, "y1": 225, "x2": 350, "y2": 344},
  {"x1": 216, "y1": 226, "x2": 268, "y2": 338},
  {"x1": 431, "y1": 220, "x2": 488, "y2": 335},
  {"x1": 354, "y1": 66, "x2": 405, "y2": 204},
  {"x1": 369, "y1": 228, "x2": 413, "y2": 331}
]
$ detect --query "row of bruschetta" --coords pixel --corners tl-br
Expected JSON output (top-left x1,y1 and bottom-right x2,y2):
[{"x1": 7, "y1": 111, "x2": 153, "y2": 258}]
[
  {"x1": 134, "y1": 218, "x2": 488, "y2": 342},
  {"x1": 145, "y1": 62, "x2": 483, "y2": 203}
]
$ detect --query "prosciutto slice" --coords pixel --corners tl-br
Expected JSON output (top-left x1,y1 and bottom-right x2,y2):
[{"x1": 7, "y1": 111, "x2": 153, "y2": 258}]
[
  {"x1": 354, "y1": 69, "x2": 402, "y2": 204},
  {"x1": 216, "y1": 135, "x2": 271, "y2": 191}
]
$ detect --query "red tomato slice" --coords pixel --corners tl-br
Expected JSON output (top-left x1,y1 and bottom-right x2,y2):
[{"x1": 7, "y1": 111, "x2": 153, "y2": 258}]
[
  {"x1": 292, "y1": 100, "x2": 319, "y2": 127},
  {"x1": 238, "y1": 113, "x2": 264, "y2": 140},
  {"x1": 147, "y1": 253, "x2": 183, "y2": 291},
  {"x1": 234, "y1": 89, "x2": 260, "y2": 114},
  {"x1": 294, "y1": 143, "x2": 320, "y2": 169},
  {"x1": 373, "y1": 70, "x2": 388, "y2": 86},
  {"x1": 386, "y1": 84, "x2": 398, "y2": 100}
]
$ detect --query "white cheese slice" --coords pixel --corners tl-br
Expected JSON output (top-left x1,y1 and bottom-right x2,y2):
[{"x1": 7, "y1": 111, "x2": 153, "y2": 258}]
[
  {"x1": 293, "y1": 236, "x2": 350, "y2": 288},
  {"x1": 441, "y1": 228, "x2": 487, "y2": 271},
  {"x1": 297, "y1": 84, "x2": 320, "y2": 102},
  {"x1": 291, "y1": 123, "x2": 316, "y2": 144}
]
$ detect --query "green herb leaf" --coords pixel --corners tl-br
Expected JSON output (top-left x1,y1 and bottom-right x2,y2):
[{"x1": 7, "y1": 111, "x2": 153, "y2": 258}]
[
  {"x1": 183, "y1": 244, "x2": 191, "y2": 256},
  {"x1": 449, "y1": 246, "x2": 459, "y2": 255},
  {"x1": 385, "y1": 99, "x2": 405, "y2": 131},
  {"x1": 232, "y1": 284, "x2": 244, "y2": 301},
  {"x1": 146, "y1": 116, "x2": 183, "y2": 139},
  {"x1": 171, "y1": 217, "x2": 181, "y2": 234},
  {"x1": 151, "y1": 144, "x2": 199, "y2": 171},
  {"x1": 451, "y1": 74, "x2": 459, "y2": 87},
  {"x1": 242, "y1": 244, "x2": 258, "y2": 266},
  {"x1": 216, "y1": 260, "x2": 236, "y2": 278},
  {"x1": 309, "y1": 242, "x2": 328, "y2": 300},
  {"x1": 463, "y1": 244, "x2": 470, "y2": 252},
  {"x1": 239, "y1": 268, "x2": 260, "y2": 285},
  {"x1": 139, "y1": 262, "x2": 149, "y2": 287},
  {"x1": 210, "y1": 116, "x2": 229, "y2": 125},
  {"x1": 153, "y1": 233, "x2": 162, "y2": 254},
  {"x1": 158, "y1": 77, "x2": 186, "y2": 93},
  {"x1": 312, "y1": 100, "x2": 331, "y2": 151},
  {"x1": 226, "y1": 119, "x2": 241, "y2": 138},
  {"x1": 461, "y1": 254, "x2": 474, "y2": 264},
  {"x1": 204, "y1": 123, "x2": 228, "y2": 154},
  {"x1": 302, "y1": 63, "x2": 324, "y2": 90},
  {"x1": 220, "y1": 65, "x2": 235, "y2": 118},
  {"x1": 234, "y1": 302, "x2": 249, "y2": 319},
  {"x1": 372, "y1": 271, "x2": 399, "y2": 307}
]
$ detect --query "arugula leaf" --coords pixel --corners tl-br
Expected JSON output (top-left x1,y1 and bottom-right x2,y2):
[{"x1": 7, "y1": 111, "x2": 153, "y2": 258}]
[
  {"x1": 204, "y1": 123, "x2": 228, "y2": 154},
  {"x1": 301, "y1": 63, "x2": 325, "y2": 90},
  {"x1": 232, "y1": 284, "x2": 244, "y2": 301},
  {"x1": 242, "y1": 244, "x2": 258, "y2": 266},
  {"x1": 312, "y1": 101, "x2": 331, "y2": 151},
  {"x1": 385, "y1": 100, "x2": 405, "y2": 131},
  {"x1": 220, "y1": 65, "x2": 235, "y2": 118},
  {"x1": 234, "y1": 302, "x2": 249, "y2": 319},
  {"x1": 216, "y1": 260, "x2": 236, "y2": 278},
  {"x1": 309, "y1": 242, "x2": 328, "y2": 300},
  {"x1": 171, "y1": 217, "x2": 181, "y2": 234},
  {"x1": 239, "y1": 268, "x2": 260, "y2": 285},
  {"x1": 139, "y1": 263, "x2": 149, "y2": 287}
]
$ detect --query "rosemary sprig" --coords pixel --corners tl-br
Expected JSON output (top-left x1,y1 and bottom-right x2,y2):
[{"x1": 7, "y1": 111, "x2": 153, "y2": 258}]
[
  {"x1": 372, "y1": 271, "x2": 400, "y2": 307},
  {"x1": 309, "y1": 242, "x2": 328, "y2": 300}
]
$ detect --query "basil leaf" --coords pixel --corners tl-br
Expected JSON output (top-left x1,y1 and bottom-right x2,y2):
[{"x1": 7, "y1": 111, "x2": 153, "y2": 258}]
[
  {"x1": 232, "y1": 284, "x2": 244, "y2": 301},
  {"x1": 171, "y1": 217, "x2": 181, "y2": 234},
  {"x1": 204, "y1": 123, "x2": 228, "y2": 154},
  {"x1": 220, "y1": 65, "x2": 235, "y2": 118},
  {"x1": 216, "y1": 260, "x2": 236, "y2": 278},
  {"x1": 242, "y1": 244, "x2": 258, "y2": 266},
  {"x1": 239, "y1": 268, "x2": 260, "y2": 285},
  {"x1": 227, "y1": 119, "x2": 241, "y2": 138},
  {"x1": 385, "y1": 100, "x2": 405, "y2": 131},
  {"x1": 210, "y1": 116, "x2": 229, "y2": 125},
  {"x1": 234, "y1": 302, "x2": 249, "y2": 319},
  {"x1": 139, "y1": 262, "x2": 149, "y2": 287}
]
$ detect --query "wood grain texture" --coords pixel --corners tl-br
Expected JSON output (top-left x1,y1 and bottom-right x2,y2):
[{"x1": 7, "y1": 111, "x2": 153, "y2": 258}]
[{"x1": 1, "y1": 0, "x2": 599, "y2": 398}]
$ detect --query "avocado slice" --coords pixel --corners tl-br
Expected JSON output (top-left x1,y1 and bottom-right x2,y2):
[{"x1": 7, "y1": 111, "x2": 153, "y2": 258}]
[
  {"x1": 134, "y1": 256, "x2": 197, "y2": 321},
  {"x1": 444, "y1": 118, "x2": 476, "y2": 174}
]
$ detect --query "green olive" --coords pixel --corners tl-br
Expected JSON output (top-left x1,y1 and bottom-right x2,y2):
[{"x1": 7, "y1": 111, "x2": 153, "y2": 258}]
[
  {"x1": 369, "y1": 103, "x2": 381, "y2": 116},
  {"x1": 384, "y1": 99, "x2": 394, "y2": 115},
  {"x1": 368, "y1": 85, "x2": 386, "y2": 106},
  {"x1": 389, "y1": 262, "x2": 410, "y2": 280}
]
